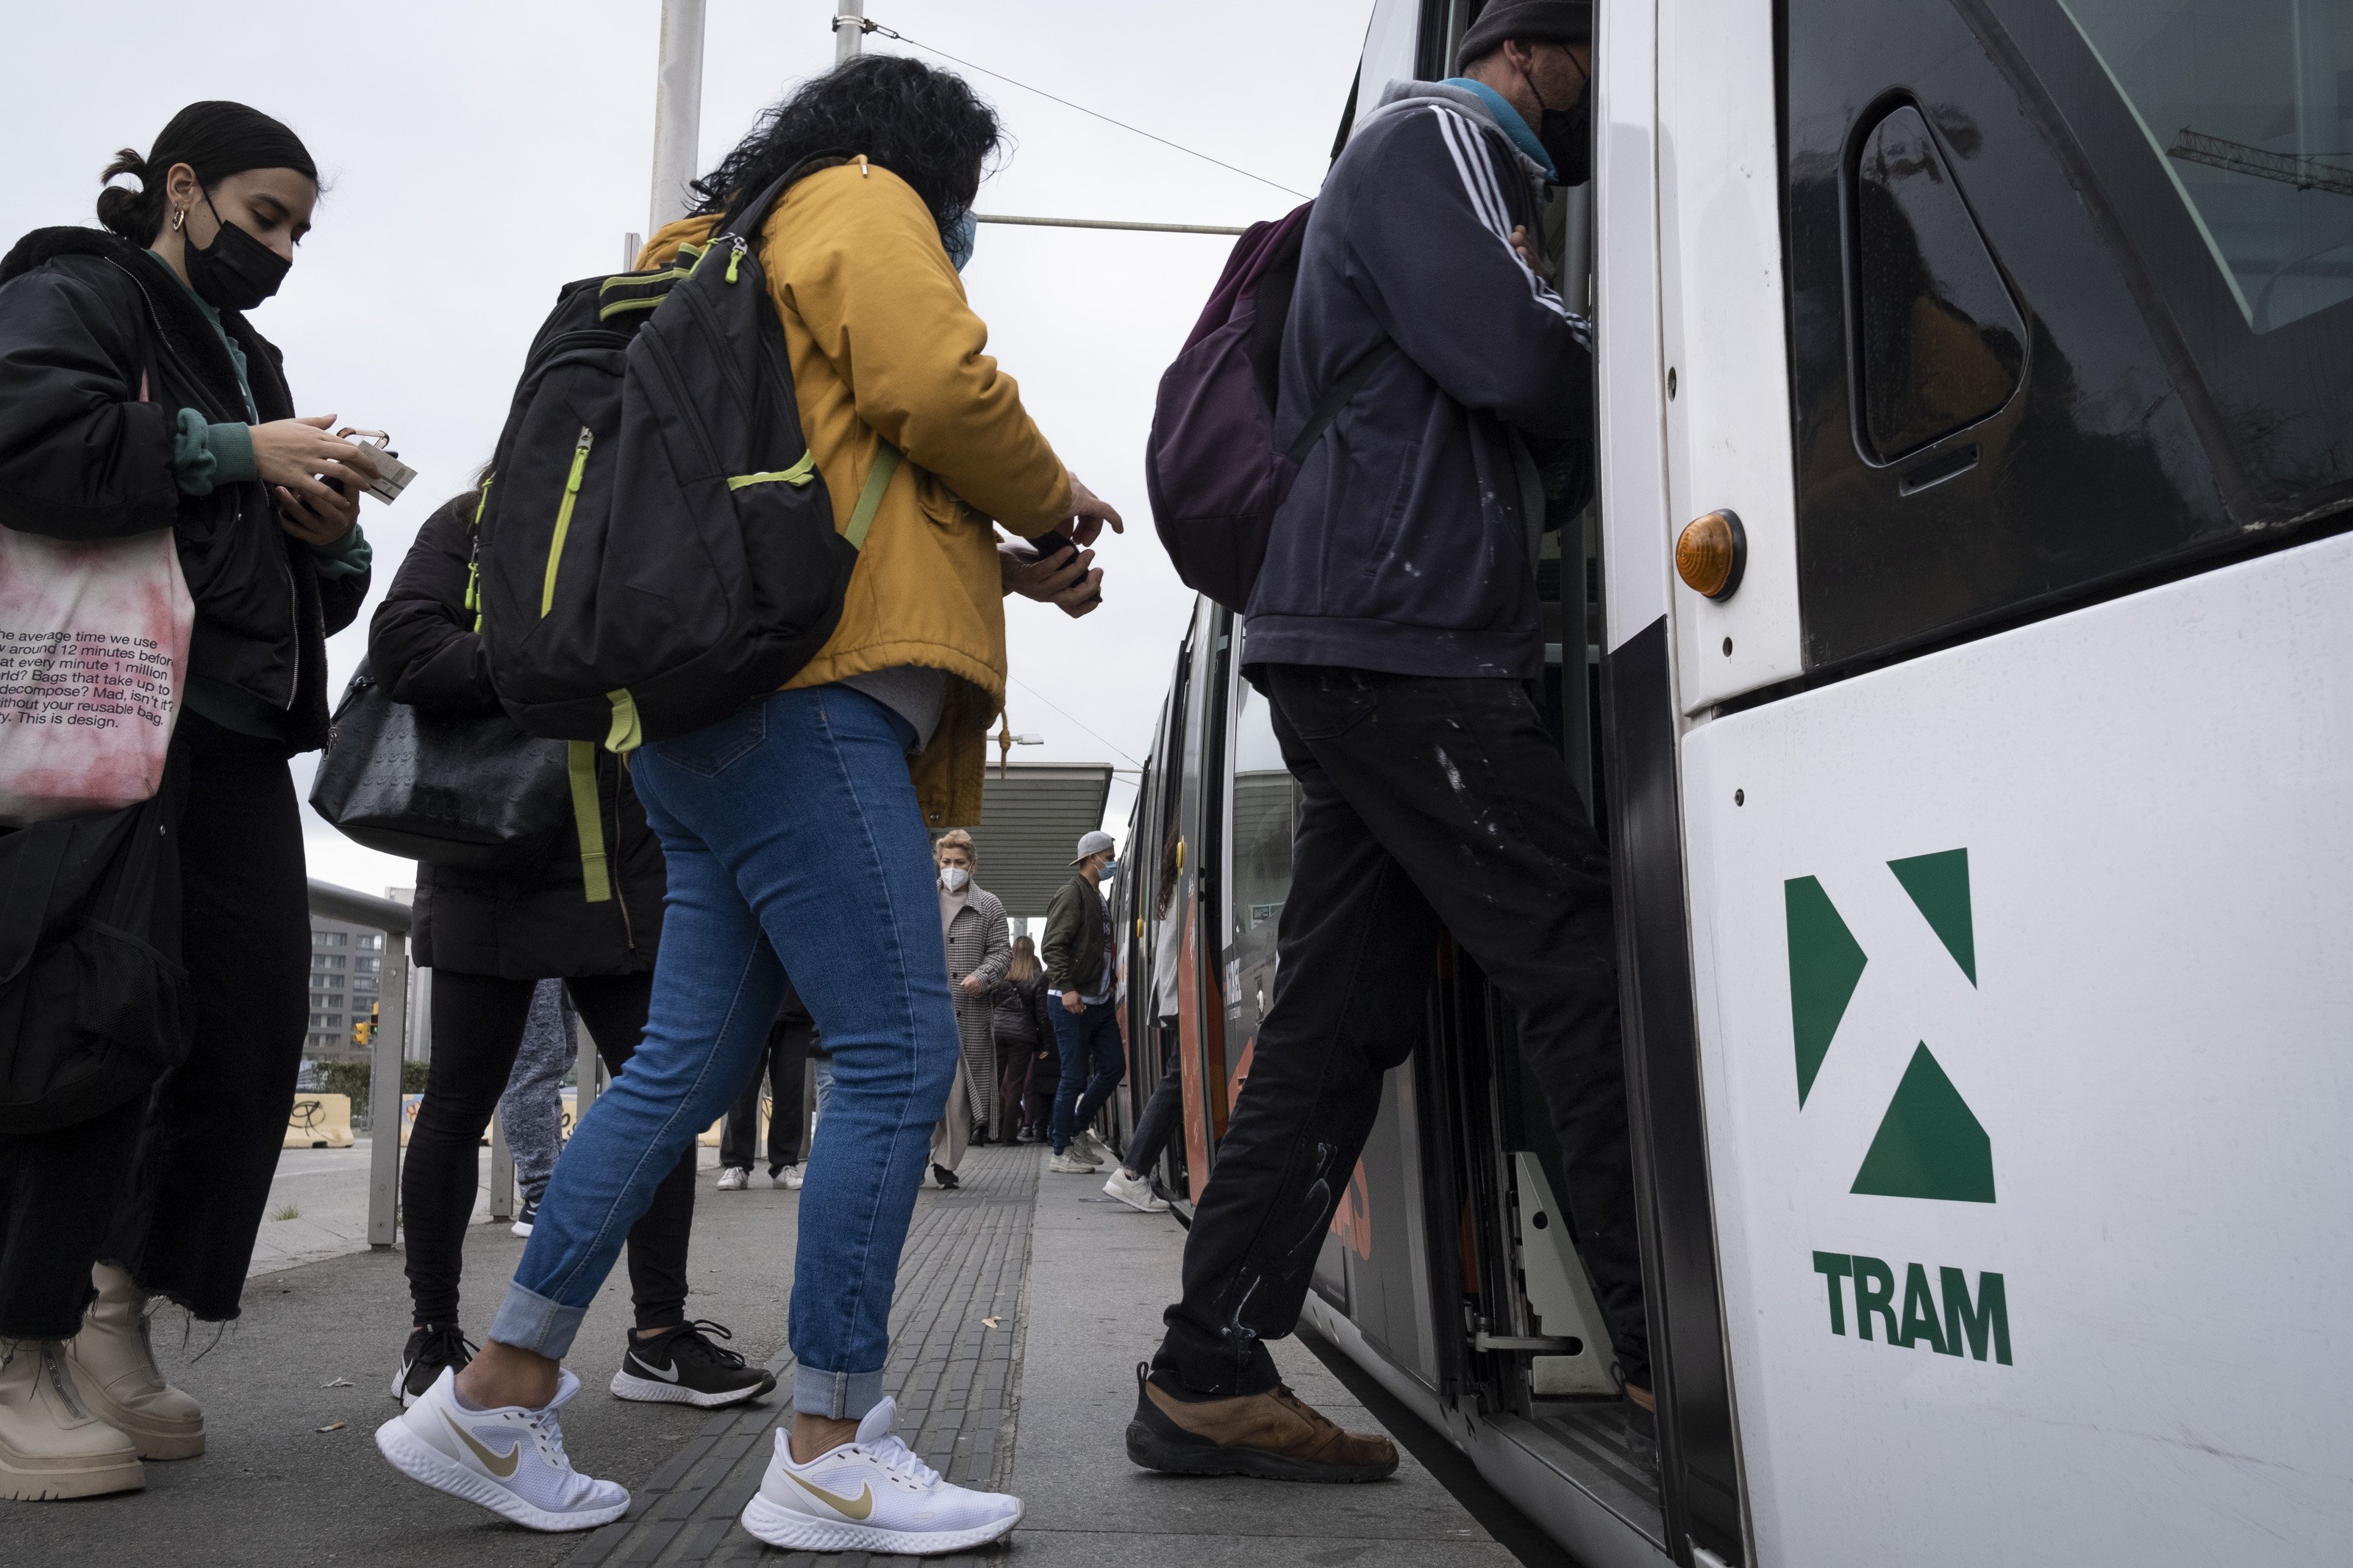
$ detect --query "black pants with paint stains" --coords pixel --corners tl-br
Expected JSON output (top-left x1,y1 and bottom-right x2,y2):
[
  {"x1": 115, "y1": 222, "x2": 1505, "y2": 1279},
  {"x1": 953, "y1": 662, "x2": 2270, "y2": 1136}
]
[{"x1": 1154, "y1": 666, "x2": 1649, "y2": 1395}]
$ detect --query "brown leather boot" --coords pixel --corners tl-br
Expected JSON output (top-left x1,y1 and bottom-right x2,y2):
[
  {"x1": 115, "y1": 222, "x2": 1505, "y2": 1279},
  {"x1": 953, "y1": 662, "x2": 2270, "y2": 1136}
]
[{"x1": 1124, "y1": 1363, "x2": 1398, "y2": 1482}]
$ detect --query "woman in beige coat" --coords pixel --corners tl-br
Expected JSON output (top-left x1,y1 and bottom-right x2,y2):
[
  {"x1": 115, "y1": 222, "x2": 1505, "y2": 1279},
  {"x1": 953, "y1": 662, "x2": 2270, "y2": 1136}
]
[{"x1": 930, "y1": 831, "x2": 1010, "y2": 1187}]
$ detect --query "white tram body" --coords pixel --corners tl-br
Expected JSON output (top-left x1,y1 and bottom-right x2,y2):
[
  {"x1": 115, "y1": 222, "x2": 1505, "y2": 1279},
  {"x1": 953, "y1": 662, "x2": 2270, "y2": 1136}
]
[{"x1": 1124, "y1": 2, "x2": 2353, "y2": 1564}]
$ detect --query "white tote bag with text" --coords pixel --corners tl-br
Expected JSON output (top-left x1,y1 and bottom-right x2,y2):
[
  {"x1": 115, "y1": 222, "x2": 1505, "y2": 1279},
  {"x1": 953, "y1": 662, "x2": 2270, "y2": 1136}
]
[{"x1": 0, "y1": 520, "x2": 194, "y2": 826}]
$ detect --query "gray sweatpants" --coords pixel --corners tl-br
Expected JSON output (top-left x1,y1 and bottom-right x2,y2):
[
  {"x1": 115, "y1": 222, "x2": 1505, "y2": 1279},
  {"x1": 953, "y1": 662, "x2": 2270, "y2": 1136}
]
[{"x1": 498, "y1": 979, "x2": 576, "y2": 1200}]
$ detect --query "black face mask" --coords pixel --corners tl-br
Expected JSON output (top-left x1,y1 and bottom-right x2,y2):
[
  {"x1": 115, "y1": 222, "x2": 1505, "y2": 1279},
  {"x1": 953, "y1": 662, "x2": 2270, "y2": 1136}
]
[
  {"x1": 184, "y1": 190, "x2": 290, "y2": 312},
  {"x1": 1525, "y1": 56, "x2": 1593, "y2": 187}
]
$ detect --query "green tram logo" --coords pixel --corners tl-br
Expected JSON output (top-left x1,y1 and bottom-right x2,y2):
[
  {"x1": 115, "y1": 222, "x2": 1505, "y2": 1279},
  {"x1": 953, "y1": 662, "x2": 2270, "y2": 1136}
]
[{"x1": 1786, "y1": 848, "x2": 2010, "y2": 1365}]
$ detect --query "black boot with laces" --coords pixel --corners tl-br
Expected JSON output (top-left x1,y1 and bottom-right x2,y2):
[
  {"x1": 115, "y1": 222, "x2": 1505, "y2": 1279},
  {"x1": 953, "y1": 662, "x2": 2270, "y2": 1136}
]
[
  {"x1": 610, "y1": 1320, "x2": 775, "y2": 1408},
  {"x1": 391, "y1": 1323, "x2": 476, "y2": 1408}
]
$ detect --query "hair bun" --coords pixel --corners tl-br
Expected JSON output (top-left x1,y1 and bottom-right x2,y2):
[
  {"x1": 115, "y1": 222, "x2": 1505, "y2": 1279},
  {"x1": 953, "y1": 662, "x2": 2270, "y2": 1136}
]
[
  {"x1": 100, "y1": 147, "x2": 150, "y2": 186},
  {"x1": 96, "y1": 147, "x2": 161, "y2": 240}
]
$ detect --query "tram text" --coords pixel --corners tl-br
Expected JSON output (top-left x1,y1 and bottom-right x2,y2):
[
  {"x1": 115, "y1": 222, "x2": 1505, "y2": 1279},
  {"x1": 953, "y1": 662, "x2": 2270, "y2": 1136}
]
[{"x1": 1811, "y1": 1251, "x2": 2010, "y2": 1365}]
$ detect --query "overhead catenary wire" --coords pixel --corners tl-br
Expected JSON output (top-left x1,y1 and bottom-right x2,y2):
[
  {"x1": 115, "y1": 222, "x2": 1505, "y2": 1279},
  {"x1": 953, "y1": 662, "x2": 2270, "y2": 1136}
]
[
  {"x1": 1007, "y1": 673, "x2": 1144, "y2": 769},
  {"x1": 848, "y1": 17, "x2": 1313, "y2": 201}
]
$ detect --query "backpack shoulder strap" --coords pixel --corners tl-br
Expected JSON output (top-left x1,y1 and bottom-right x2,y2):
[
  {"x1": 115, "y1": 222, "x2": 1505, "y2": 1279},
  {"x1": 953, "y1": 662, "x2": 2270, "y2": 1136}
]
[
  {"x1": 720, "y1": 148, "x2": 860, "y2": 244},
  {"x1": 1283, "y1": 340, "x2": 1396, "y2": 466},
  {"x1": 846, "y1": 443, "x2": 901, "y2": 551}
]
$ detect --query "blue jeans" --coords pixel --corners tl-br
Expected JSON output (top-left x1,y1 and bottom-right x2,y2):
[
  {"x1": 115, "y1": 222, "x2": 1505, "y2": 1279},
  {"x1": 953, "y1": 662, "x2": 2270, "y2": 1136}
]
[
  {"x1": 1049, "y1": 998, "x2": 1126, "y2": 1154},
  {"x1": 487, "y1": 687, "x2": 957, "y2": 1420}
]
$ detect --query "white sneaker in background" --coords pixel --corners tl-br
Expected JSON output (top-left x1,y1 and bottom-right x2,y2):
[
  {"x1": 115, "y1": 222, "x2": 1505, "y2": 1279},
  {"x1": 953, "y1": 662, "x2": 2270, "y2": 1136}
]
[
  {"x1": 374, "y1": 1367, "x2": 627, "y2": 1531},
  {"x1": 716, "y1": 1167, "x2": 749, "y2": 1192},
  {"x1": 776, "y1": 1165, "x2": 804, "y2": 1190},
  {"x1": 739, "y1": 1395, "x2": 1021, "y2": 1553},
  {"x1": 1076, "y1": 1130, "x2": 1118, "y2": 1167},
  {"x1": 1101, "y1": 1167, "x2": 1169, "y2": 1214},
  {"x1": 1046, "y1": 1152, "x2": 1097, "y2": 1175}
]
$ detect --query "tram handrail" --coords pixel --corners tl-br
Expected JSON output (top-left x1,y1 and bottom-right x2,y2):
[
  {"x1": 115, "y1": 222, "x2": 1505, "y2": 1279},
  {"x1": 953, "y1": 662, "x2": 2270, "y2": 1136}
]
[{"x1": 304, "y1": 878, "x2": 410, "y2": 1248}]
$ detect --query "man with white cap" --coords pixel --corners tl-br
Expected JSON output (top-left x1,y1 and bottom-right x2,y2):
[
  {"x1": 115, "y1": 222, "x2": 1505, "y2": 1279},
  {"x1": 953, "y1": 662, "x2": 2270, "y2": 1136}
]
[{"x1": 1040, "y1": 829, "x2": 1124, "y2": 1173}]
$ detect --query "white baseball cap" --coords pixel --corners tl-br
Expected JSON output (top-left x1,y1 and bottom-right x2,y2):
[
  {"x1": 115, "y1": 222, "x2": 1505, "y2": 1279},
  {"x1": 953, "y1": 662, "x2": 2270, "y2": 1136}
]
[{"x1": 1070, "y1": 829, "x2": 1115, "y2": 865}]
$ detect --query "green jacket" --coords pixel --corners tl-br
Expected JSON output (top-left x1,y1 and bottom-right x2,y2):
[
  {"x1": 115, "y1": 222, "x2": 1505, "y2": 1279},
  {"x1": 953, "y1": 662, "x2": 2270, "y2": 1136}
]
[{"x1": 1041, "y1": 873, "x2": 1108, "y2": 998}]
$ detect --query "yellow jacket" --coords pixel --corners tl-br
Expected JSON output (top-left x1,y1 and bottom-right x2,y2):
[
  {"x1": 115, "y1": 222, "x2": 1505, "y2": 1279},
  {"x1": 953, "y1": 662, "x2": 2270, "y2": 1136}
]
[{"x1": 639, "y1": 159, "x2": 1071, "y2": 827}]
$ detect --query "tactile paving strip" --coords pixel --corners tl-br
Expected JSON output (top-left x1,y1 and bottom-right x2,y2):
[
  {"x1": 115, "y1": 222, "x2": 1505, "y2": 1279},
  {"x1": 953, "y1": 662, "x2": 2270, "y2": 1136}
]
[{"x1": 568, "y1": 1142, "x2": 1040, "y2": 1567}]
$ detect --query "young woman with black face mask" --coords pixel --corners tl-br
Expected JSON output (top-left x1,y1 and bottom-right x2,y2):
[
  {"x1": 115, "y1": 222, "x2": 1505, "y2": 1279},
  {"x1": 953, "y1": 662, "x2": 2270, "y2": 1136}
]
[{"x1": 0, "y1": 100, "x2": 378, "y2": 1500}]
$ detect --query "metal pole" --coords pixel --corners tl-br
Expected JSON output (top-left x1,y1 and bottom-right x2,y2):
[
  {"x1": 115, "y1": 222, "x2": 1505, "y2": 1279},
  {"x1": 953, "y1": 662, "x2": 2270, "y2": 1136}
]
[
  {"x1": 836, "y1": 1, "x2": 865, "y2": 63},
  {"x1": 488, "y1": 1112, "x2": 514, "y2": 1222},
  {"x1": 649, "y1": 0, "x2": 708, "y2": 233},
  {"x1": 576, "y1": 1020, "x2": 601, "y2": 1127},
  {"x1": 369, "y1": 931, "x2": 408, "y2": 1247},
  {"x1": 975, "y1": 213, "x2": 1250, "y2": 236}
]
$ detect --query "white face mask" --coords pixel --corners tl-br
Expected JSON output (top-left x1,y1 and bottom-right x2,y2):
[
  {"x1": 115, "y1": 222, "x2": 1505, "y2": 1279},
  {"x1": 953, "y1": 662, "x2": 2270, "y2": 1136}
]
[{"x1": 939, "y1": 865, "x2": 970, "y2": 892}]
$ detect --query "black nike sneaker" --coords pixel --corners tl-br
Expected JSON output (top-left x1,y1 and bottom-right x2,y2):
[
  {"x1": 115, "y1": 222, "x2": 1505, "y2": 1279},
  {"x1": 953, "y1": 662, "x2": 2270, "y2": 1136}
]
[
  {"x1": 609, "y1": 1320, "x2": 776, "y2": 1408},
  {"x1": 391, "y1": 1323, "x2": 476, "y2": 1408}
]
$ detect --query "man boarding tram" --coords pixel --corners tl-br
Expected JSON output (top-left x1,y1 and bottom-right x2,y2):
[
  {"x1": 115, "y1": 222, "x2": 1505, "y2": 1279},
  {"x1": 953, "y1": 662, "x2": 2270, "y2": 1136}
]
[{"x1": 1126, "y1": 0, "x2": 1653, "y2": 1483}]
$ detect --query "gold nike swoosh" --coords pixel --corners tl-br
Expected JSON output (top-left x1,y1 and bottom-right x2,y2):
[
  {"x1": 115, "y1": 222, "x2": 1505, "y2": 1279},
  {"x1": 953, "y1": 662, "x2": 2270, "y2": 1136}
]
[
  {"x1": 442, "y1": 1411, "x2": 522, "y2": 1479},
  {"x1": 786, "y1": 1468, "x2": 874, "y2": 1520}
]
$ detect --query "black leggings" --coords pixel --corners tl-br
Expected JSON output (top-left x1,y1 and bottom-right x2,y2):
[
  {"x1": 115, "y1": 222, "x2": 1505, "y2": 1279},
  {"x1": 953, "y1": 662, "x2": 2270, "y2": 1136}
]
[{"x1": 402, "y1": 969, "x2": 693, "y2": 1331}]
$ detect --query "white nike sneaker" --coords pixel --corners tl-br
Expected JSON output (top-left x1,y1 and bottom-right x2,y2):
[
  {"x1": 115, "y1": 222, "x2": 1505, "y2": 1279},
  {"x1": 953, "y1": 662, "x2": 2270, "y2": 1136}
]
[
  {"x1": 716, "y1": 1167, "x2": 749, "y2": 1192},
  {"x1": 776, "y1": 1164, "x2": 804, "y2": 1190},
  {"x1": 1101, "y1": 1167, "x2": 1169, "y2": 1213},
  {"x1": 374, "y1": 1367, "x2": 627, "y2": 1531},
  {"x1": 1047, "y1": 1151, "x2": 1097, "y2": 1174},
  {"x1": 740, "y1": 1396, "x2": 1021, "y2": 1553}
]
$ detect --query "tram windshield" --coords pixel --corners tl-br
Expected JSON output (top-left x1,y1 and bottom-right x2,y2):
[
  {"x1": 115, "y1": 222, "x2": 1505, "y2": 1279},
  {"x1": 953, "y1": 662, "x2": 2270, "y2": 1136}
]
[{"x1": 2060, "y1": 0, "x2": 2353, "y2": 332}]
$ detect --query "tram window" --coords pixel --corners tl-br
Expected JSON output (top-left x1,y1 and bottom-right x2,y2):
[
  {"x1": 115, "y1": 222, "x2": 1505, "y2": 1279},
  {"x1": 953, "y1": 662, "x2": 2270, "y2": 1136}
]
[
  {"x1": 1227, "y1": 679, "x2": 1293, "y2": 945},
  {"x1": 1852, "y1": 104, "x2": 2026, "y2": 459},
  {"x1": 2058, "y1": 0, "x2": 2353, "y2": 333}
]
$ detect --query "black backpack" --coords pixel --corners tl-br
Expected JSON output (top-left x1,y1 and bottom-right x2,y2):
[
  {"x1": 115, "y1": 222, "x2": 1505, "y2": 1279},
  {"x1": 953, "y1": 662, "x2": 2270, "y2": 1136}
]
[{"x1": 478, "y1": 162, "x2": 894, "y2": 749}]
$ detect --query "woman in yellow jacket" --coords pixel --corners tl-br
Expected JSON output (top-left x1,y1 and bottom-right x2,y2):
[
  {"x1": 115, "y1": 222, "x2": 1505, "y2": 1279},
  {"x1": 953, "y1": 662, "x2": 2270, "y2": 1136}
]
[{"x1": 376, "y1": 59, "x2": 1117, "y2": 1550}]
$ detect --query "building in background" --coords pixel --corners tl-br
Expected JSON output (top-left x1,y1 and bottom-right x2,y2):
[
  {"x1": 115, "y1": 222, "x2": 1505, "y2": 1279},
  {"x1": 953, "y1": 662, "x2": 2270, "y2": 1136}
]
[{"x1": 305, "y1": 914, "x2": 385, "y2": 1064}]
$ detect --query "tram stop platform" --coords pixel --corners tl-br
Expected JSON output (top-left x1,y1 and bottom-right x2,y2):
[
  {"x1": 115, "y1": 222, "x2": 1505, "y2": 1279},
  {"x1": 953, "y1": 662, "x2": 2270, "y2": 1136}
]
[{"x1": 15, "y1": 1144, "x2": 1547, "y2": 1568}]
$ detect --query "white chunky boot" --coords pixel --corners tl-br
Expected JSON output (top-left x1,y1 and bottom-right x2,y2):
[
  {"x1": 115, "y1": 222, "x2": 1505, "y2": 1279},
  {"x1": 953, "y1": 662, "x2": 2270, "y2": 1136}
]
[
  {"x1": 65, "y1": 1264, "x2": 204, "y2": 1460},
  {"x1": 0, "y1": 1339, "x2": 143, "y2": 1500}
]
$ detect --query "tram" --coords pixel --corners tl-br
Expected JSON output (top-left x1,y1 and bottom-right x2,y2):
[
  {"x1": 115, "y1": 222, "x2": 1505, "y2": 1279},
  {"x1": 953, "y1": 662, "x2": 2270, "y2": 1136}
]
[{"x1": 1109, "y1": 1, "x2": 2353, "y2": 1564}]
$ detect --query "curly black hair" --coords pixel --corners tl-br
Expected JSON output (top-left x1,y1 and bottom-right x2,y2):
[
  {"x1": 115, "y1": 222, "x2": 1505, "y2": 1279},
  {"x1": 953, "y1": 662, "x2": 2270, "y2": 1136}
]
[{"x1": 690, "y1": 55, "x2": 1001, "y2": 228}]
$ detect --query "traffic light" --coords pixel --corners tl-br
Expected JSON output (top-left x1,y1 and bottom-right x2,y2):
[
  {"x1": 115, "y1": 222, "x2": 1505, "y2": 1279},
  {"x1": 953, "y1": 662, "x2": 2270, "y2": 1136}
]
[{"x1": 352, "y1": 1000, "x2": 381, "y2": 1048}]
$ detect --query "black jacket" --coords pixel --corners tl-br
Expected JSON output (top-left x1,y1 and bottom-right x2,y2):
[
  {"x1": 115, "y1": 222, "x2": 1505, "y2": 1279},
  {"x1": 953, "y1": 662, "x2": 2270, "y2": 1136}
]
[
  {"x1": 1041, "y1": 874, "x2": 1109, "y2": 998},
  {"x1": 371, "y1": 493, "x2": 664, "y2": 980},
  {"x1": 1244, "y1": 82, "x2": 1595, "y2": 681},
  {"x1": 0, "y1": 227, "x2": 366, "y2": 753},
  {"x1": 989, "y1": 971, "x2": 1054, "y2": 1047}
]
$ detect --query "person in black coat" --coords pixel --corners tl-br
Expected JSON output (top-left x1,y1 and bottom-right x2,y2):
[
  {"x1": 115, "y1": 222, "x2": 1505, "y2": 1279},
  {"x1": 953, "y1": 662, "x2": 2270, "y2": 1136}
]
[
  {"x1": 372, "y1": 489, "x2": 768, "y2": 1412},
  {"x1": 0, "y1": 102, "x2": 378, "y2": 1494}
]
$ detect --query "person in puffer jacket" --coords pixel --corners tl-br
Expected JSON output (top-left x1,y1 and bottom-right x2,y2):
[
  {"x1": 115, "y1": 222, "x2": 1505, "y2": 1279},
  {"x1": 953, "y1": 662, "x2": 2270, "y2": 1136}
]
[
  {"x1": 0, "y1": 101, "x2": 374, "y2": 1500},
  {"x1": 1133, "y1": 0, "x2": 1655, "y2": 1486}
]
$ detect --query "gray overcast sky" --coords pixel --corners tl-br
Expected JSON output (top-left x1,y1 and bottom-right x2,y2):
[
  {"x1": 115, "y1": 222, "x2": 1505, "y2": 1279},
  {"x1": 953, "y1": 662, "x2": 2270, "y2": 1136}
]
[{"x1": 2, "y1": 0, "x2": 1373, "y2": 894}]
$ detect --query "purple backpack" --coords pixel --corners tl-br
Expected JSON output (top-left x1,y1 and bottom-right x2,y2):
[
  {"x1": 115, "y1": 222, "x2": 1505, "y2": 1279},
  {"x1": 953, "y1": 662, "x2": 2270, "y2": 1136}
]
[{"x1": 1145, "y1": 203, "x2": 1391, "y2": 612}]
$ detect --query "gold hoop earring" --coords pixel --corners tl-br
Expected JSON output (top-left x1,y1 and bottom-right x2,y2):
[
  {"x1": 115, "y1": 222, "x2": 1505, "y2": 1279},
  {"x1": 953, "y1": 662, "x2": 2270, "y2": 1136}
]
[{"x1": 171, "y1": 207, "x2": 185, "y2": 233}]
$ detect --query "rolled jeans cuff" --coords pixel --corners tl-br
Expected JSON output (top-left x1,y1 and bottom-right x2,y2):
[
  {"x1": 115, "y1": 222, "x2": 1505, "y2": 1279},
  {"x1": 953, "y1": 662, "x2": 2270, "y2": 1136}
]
[
  {"x1": 486, "y1": 1281, "x2": 587, "y2": 1361},
  {"x1": 793, "y1": 1362, "x2": 885, "y2": 1420}
]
